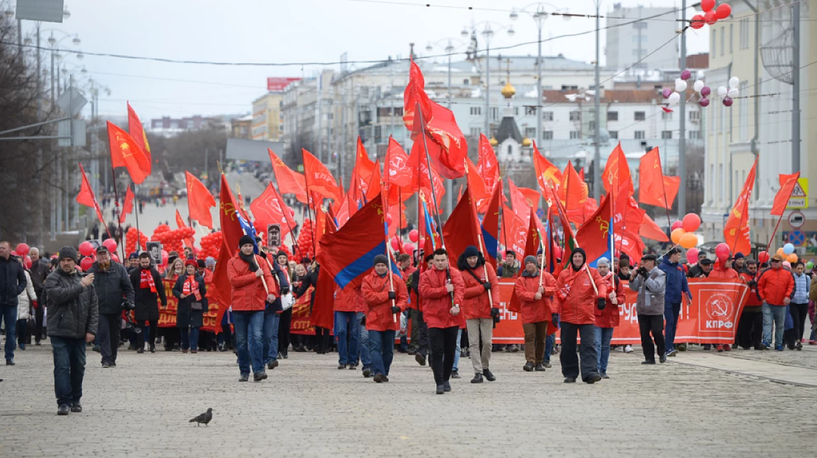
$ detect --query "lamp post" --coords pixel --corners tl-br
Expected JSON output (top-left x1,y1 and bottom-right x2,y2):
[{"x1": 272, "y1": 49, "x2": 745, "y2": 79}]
[{"x1": 45, "y1": 31, "x2": 81, "y2": 102}]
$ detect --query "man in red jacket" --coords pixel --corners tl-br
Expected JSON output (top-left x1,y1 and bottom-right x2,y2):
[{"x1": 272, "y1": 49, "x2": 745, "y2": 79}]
[
  {"x1": 419, "y1": 248, "x2": 465, "y2": 395},
  {"x1": 594, "y1": 257, "x2": 625, "y2": 378},
  {"x1": 514, "y1": 255, "x2": 557, "y2": 373},
  {"x1": 227, "y1": 235, "x2": 277, "y2": 382},
  {"x1": 758, "y1": 253, "x2": 794, "y2": 351},
  {"x1": 556, "y1": 248, "x2": 607, "y2": 384},
  {"x1": 361, "y1": 254, "x2": 408, "y2": 383},
  {"x1": 737, "y1": 259, "x2": 764, "y2": 350},
  {"x1": 457, "y1": 245, "x2": 500, "y2": 383}
]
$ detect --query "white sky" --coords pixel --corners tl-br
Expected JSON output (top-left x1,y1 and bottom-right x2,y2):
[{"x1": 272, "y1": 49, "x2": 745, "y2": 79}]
[{"x1": 26, "y1": 0, "x2": 709, "y2": 120}]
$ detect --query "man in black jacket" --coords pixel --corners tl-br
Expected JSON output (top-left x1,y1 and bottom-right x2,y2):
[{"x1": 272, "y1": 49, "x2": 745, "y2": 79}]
[
  {"x1": 86, "y1": 246, "x2": 134, "y2": 368},
  {"x1": 45, "y1": 246, "x2": 99, "y2": 415},
  {"x1": 0, "y1": 241, "x2": 27, "y2": 365},
  {"x1": 261, "y1": 247, "x2": 290, "y2": 369},
  {"x1": 28, "y1": 247, "x2": 51, "y2": 346},
  {"x1": 129, "y1": 253, "x2": 166, "y2": 353},
  {"x1": 295, "y1": 261, "x2": 329, "y2": 353}
]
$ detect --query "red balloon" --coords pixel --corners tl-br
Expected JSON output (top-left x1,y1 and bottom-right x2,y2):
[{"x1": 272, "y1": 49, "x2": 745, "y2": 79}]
[
  {"x1": 79, "y1": 241, "x2": 94, "y2": 257},
  {"x1": 715, "y1": 3, "x2": 731, "y2": 19},
  {"x1": 51, "y1": 254, "x2": 58, "y2": 260},
  {"x1": 682, "y1": 213, "x2": 701, "y2": 232},
  {"x1": 112, "y1": 254, "x2": 120, "y2": 263},
  {"x1": 715, "y1": 243, "x2": 730, "y2": 259},
  {"x1": 16, "y1": 243, "x2": 30, "y2": 257},
  {"x1": 402, "y1": 242, "x2": 415, "y2": 255},
  {"x1": 553, "y1": 246, "x2": 563, "y2": 260},
  {"x1": 80, "y1": 257, "x2": 94, "y2": 271},
  {"x1": 418, "y1": 237, "x2": 426, "y2": 248},
  {"x1": 690, "y1": 14, "x2": 705, "y2": 29},
  {"x1": 408, "y1": 229, "x2": 419, "y2": 243},
  {"x1": 701, "y1": 0, "x2": 715, "y2": 12},
  {"x1": 24, "y1": 257, "x2": 32, "y2": 269},
  {"x1": 390, "y1": 236, "x2": 400, "y2": 251},
  {"x1": 704, "y1": 10, "x2": 717, "y2": 25},
  {"x1": 686, "y1": 248, "x2": 699, "y2": 262},
  {"x1": 758, "y1": 251, "x2": 770, "y2": 265},
  {"x1": 161, "y1": 250, "x2": 169, "y2": 266},
  {"x1": 671, "y1": 221, "x2": 684, "y2": 231},
  {"x1": 103, "y1": 238, "x2": 118, "y2": 253}
]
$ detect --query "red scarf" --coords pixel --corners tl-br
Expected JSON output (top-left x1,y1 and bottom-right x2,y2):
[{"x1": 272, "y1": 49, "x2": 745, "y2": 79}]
[
  {"x1": 140, "y1": 269, "x2": 156, "y2": 293},
  {"x1": 558, "y1": 264, "x2": 586, "y2": 300},
  {"x1": 183, "y1": 275, "x2": 202, "y2": 301}
]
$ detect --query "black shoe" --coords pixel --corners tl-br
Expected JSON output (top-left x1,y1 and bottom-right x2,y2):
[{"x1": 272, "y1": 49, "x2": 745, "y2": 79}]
[
  {"x1": 471, "y1": 373, "x2": 484, "y2": 383},
  {"x1": 35, "y1": 341, "x2": 41, "y2": 346},
  {"x1": 407, "y1": 349, "x2": 417, "y2": 355},
  {"x1": 543, "y1": 361, "x2": 552, "y2": 368},
  {"x1": 585, "y1": 373, "x2": 602, "y2": 384},
  {"x1": 70, "y1": 402, "x2": 82, "y2": 413},
  {"x1": 382, "y1": 375, "x2": 389, "y2": 382},
  {"x1": 443, "y1": 381, "x2": 451, "y2": 392},
  {"x1": 451, "y1": 370, "x2": 460, "y2": 379},
  {"x1": 415, "y1": 354, "x2": 426, "y2": 366},
  {"x1": 796, "y1": 342, "x2": 803, "y2": 351},
  {"x1": 534, "y1": 363, "x2": 546, "y2": 372},
  {"x1": 254, "y1": 372, "x2": 268, "y2": 382},
  {"x1": 482, "y1": 369, "x2": 496, "y2": 382},
  {"x1": 601, "y1": 372, "x2": 610, "y2": 379},
  {"x1": 267, "y1": 362, "x2": 275, "y2": 370},
  {"x1": 659, "y1": 354, "x2": 667, "y2": 363},
  {"x1": 642, "y1": 360, "x2": 656, "y2": 365},
  {"x1": 102, "y1": 363, "x2": 110, "y2": 368},
  {"x1": 137, "y1": 348, "x2": 144, "y2": 354},
  {"x1": 523, "y1": 361, "x2": 534, "y2": 372},
  {"x1": 374, "y1": 374, "x2": 383, "y2": 383},
  {"x1": 282, "y1": 352, "x2": 289, "y2": 359},
  {"x1": 348, "y1": 364, "x2": 357, "y2": 370},
  {"x1": 338, "y1": 363, "x2": 346, "y2": 369},
  {"x1": 564, "y1": 377, "x2": 577, "y2": 383},
  {"x1": 239, "y1": 373, "x2": 249, "y2": 382},
  {"x1": 149, "y1": 344, "x2": 156, "y2": 353},
  {"x1": 58, "y1": 405, "x2": 70, "y2": 416},
  {"x1": 436, "y1": 384, "x2": 445, "y2": 395},
  {"x1": 5, "y1": 359, "x2": 14, "y2": 366}
]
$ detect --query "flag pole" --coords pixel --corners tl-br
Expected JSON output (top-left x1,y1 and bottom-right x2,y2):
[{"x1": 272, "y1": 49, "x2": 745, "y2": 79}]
[
  {"x1": 549, "y1": 182, "x2": 599, "y2": 296},
  {"x1": 109, "y1": 164, "x2": 127, "y2": 261},
  {"x1": 300, "y1": 149, "x2": 317, "y2": 257},
  {"x1": 272, "y1": 181, "x2": 300, "y2": 257},
  {"x1": 381, "y1": 189, "x2": 398, "y2": 323},
  {"x1": 133, "y1": 184, "x2": 141, "y2": 254},
  {"x1": 416, "y1": 101, "x2": 447, "y2": 249}
]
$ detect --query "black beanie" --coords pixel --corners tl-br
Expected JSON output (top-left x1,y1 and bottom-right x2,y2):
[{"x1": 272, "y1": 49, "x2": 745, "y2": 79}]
[
  {"x1": 238, "y1": 235, "x2": 255, "y2": 249},
  {"x1": 570, "y1": 247, "x2": 587, "y2": 270},
  {"x1": 59, "y1": 246, "x2": 78, "y2": 262},
  {"x1": 373, "y1": 254, "x2": 389, "y2": 267},
  {"x1": 463, "y1": 245, "x2": 480, "y2": 259}
]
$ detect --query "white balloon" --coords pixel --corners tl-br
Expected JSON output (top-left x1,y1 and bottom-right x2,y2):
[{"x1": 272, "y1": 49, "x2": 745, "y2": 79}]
[
  {"x1": 668, "y1": 92, "x2": 681, "y2": 106},
  {"x1": 693, "y1": 80, "x2": 704, "y2": 93},
  {"x1": 675, "y1": 80, "x2": 688, "y2": 92},
  {"x1": 728, "y1": 88, "x2": 739, "y2": 98},
  {"x1": 729, "y1": 76, "x2": 740, "y2": 89},
  {"x1": 718, "y1": 86, "x2": 728, "y2": 97}
]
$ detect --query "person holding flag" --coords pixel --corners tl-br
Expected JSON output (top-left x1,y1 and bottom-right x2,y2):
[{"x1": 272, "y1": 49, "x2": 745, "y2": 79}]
[
  {"x1": 361, "y1": 255, "x2": 408, "y2": 383},
  {"x1": 593, "y1": 258, "x2": 625, "y2": 379},
  {"x1": 514, "y1": 255, "x2": 557, "y2": 373},
  {"x1": 457, "y1": 245, "x2": 500, "y2": 383}
]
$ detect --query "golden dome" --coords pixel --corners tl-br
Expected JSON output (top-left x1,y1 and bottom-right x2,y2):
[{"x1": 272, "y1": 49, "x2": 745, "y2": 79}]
[
  {"x1": 521, "y1": 137, "x2": 532, "y2": 147},
  {"x1": 489, "y1": 137, "x2": 498, "y2": 146},
  {"x1": 501, "y1": 81, "x2": 516, "y2": 98}
]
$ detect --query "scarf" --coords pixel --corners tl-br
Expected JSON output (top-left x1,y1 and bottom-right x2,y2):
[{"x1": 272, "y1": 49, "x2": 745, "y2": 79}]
[
  {"x1": 183, "y1": 275, "x2": 202, "y2": 301},
  {"x1": 558, "y1": 265, "x2": 586, "y2": 300},
  {"x1": 140, "y1": 269, "x2": 157, "y2": 293},
  {"x1": 239, "y1": 252, "x2": 258, "y2": 272}
]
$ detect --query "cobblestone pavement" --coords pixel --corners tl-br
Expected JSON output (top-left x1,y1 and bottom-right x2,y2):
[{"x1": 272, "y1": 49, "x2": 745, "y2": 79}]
[{"x1": 0, "y1": 342, "x2": 814, "y2": 457}]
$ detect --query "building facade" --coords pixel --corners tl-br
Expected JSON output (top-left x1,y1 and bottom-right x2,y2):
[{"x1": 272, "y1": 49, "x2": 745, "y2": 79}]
[
  {"x1": 606, "y1": 4, "x2": 679, "y2": 71},
  {"x1": 252, "y1": 92, "x2": 284, "y2": 141}
]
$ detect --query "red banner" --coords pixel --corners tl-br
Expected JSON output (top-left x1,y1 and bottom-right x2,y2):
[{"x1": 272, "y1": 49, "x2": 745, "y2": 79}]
[
  {"x1": 290, "y1": 287, "x2": 315, "y2": 335},
  {"x1": 490, "y1": 278, "x2": 749, "y2": 344},
  {"x1": 157, "y1": 279, "x2": 221, "y2": 333}
]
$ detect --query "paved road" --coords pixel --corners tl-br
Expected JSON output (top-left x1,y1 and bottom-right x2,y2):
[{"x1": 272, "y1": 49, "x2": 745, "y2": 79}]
[{"x1": 1, "y1": 342, "x2": 814, "y2": 457}]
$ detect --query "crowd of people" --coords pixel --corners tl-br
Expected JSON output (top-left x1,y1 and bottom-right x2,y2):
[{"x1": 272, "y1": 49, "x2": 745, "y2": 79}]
[{"x1": 1, "y1": 235, "x2": 815, "y2": 412}]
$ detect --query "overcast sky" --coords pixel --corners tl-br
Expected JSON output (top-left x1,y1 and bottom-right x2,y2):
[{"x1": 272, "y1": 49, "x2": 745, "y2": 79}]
[{"x1": 26, "y1": 0, "x2": 709, "y2": 121}]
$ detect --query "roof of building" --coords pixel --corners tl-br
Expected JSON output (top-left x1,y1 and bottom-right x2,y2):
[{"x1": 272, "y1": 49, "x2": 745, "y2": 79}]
[{"x1": 495, "y1": 115, "x2": 523, "y2": 144}]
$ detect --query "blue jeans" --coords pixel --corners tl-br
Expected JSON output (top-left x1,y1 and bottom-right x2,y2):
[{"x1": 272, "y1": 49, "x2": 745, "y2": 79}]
[
  {"x1": 762, "y1": 304, "x2": 786, "y2": 349},
  {"x1": 545, "y1": 334, "x2": 555, "y2": 363},
  {"x1": 594, "y1": 327, "x2": 614, "y2": 374},
  {"x1": 369, "y1": 329, "x2": 395, "y2": 376},
  {"x1": 334, "y1": 311, "x2": 359, "y2": 365},
  {"x1": 1, "y1": 305, "x2": 18, "y2": 360},
  {"x1": 664, "y1": 302, "x2": 681, "y2": 353},
  {"x1": 263, "y1": 313, "x2": 281, "y2": 364},
  {"x1": 453, "y1": 328, "x2": 462, "y2": 371},
  {"x1": 179, "y1": 327, "x2": 200, "y2": 351},
  {"x1": 51, "y1": 336, "x2": 86, "y2": 407},
  {"x1": 233, "y1": 311, "x2": 265, "y2": 375},
  {"x1": 357, "y1": 312, "x2": 371, "y2": 369}
]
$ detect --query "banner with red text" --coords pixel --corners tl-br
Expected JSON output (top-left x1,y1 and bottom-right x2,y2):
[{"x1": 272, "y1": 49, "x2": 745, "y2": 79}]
[{"x1": 157, "y1": 279, "x2": 221, "y2": 333}]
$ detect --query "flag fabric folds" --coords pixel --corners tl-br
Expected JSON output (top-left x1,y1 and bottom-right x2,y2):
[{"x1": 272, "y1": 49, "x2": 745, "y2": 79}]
[
  {"x1": 250, "y1": 182, "x2": 294, "y2": 242},
  {"x1": 185, "y1": 171, "x2": 216, "y2": 230},
  {"x1": 576, "y1": 194, "x2": 614, "y2": 267},
  {"x1": 532, "y1": 142, "x2": 563, "y2": 196},
  {"x1": 107, "y1": 121, "x2": 151, "y2": 184},
  {"x1": 477, "y1": 134, "x2": 500, "y2": 193},
  {"x1": 302, "y1": 149, "x2": 341, "y2": 202},
  {"x1": 480, "y1": 183, "x2": 502, "y2": 268},
  {"x1": 127, "y1": 102, "x2": 152, "y2": 168},
  {"x1": 269, "y1": 148, "x2": 308, "y2": 204},
  {"x1": 119, "y1": 186, "x2": 134, "y2": 225},
  {"x1": 602, "y1": 142, "x2": 633, "y2": 196},
  {"x1": 771, "y1": 172, "x2": 800, "y2": 216},
  {"x1": 218, "y1": 174, "x2": 247, "y2": 257},
  {"x1": 76, "y1": 163, "x2": 106, "y2": 228},
  {"x1": 638, "y1": 147, "x2": 680, "y2": 209},
  {"x1": 724, "y1": 158, "x2": 758, "y2": 255},
  {"x1": 442, "y1": 186, "x2": 484, "y2": 268}
]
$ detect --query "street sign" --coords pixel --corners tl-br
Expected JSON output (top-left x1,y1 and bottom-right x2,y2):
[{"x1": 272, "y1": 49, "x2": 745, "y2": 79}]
[
  {"x1": 787, "y1": 178, "x2": 808, "y2": 209},
  {"x1": 788, "y1": 230, "x2": 805, "y2": 245},
  {"x1": 57, "y1": 119, "x2": 86, "y2": 147},
  {"x1": 789, "y1": 211, "x2": 805, "y2": 228},
  {"x1": 56, "y1": 87, "x2": 87, "y2": 117}
]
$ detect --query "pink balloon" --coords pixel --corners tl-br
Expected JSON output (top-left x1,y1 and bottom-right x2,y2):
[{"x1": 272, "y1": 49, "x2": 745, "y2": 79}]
[
  {"x1": 671, "y1": 221, "x2": 684, "y2": 231},
  {"x1": 701, "y1": 86, "x2": 711, "y2": 97},
  {"x1": 402, "y1": 242, "x2": 415, "y2": 255},
  {"x1": 408, "y1": 229, "x2": 419, "y2": 243},
  {"x1": 80, "y1": 257, "x2": 94, "y2": 271},
  {"x1": 715, "y1": 243, "x2": 730, "y2": 259},
  {"x1": 686, "y1": 248, "x2": 699, "y2": 262},
  {"x1": 699, "y1": 97, "x2": 710, "y2": 107},
  {"x1": 722, "y1": 96, "x2": 733, "y2": 107},
  {"x1": 79, "y1": 241, "x2": 94, "y2": 257},
  {"x1": 704, "y1": 10, "x2": 717, "y2": 25},
  {"x1": 662, "y1": 87, "x2": 672, "y2": 99},
  {"x1": 16, "y1": 243, "x2": 30, "y2": 257},
  {"x1": 10, "y1": 250, "x2": 17, "y2": 257},
  {"x1": 418, "y1": 237, "x2": 426, "y2": 248},
  {"x1": 390, "y1": 237, "x2": 400, "y2": 251},
  {"x1": 385, "y1": 213, "x2": 393, "y2": 225},
  {"x1": 715, "y1": 3, "x2": 732, "y2": 19},
  {"x1": 112, "y1": 254, "x2": 120, "y2": 263},
  {"x1": 680, "y1": 69, "x2": 692, "y2": 80},
  {"x1": 103, "y1": 238, "x2": 118, "y2": 253},
  {"x1": 161, "y1": 250, "x2": 169, "y2": 266},
  {"x1": 24, "y1": 257, "x2": 32, "y2": 269}
]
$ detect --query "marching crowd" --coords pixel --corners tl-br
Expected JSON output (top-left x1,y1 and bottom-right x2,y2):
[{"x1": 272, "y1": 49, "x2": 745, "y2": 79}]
[{"x1": 1, "y1": 235, "x2": 815, "y2": 413}]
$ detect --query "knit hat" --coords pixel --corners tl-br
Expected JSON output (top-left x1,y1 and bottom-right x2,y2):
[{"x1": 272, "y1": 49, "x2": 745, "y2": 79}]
[
  {"x1": 128, "y1": 252, "x2": 139, "y2": 260},
  {"x1": 373, "y1": 254, "x2": 389, "y2": 267},
  {"x1": 596, "y1": 257, "x2": 610, "y2": 267},
  {"x1": 184, "y1": 259, "x2": 198, "y2": 270},
  {"x1": 238, "y1": 235, "x2": 255, "y2": 249},
  {"x1": 59, "y1": 246, "x2": 78, "y2": 262},
  {"x1": 197, "y1": 259, "x2": 206, "y2": 268},
  {"x1": 734, "y1": 252, "x2": 745, "y2": 260},
  {"x1": 463, "y1": 245, "x2": 480, "y2": 259},
  {"x1": 570, "y1": 247, "x2": 587, "y2": 269},
  {"x1": 276, "y1": 252, "x2": 288, "y2": 260},
  {"x1": 524, "y1": 255, "x2": 538, "y2": 266},
  {"x1": 205, "y1": 256, "x2": 216, "y2": 267}
]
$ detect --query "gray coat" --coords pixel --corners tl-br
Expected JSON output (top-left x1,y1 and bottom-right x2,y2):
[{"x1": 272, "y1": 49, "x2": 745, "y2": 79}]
[
  {"x1": 629, "y1": 266, "x2": 666, "y2": 316},
  {"x1": 44, "y1": 268, "x2": 99, "y2": 339},
  {"x1": 86, "y1": 262, "x2": 134, "y2": 315}
]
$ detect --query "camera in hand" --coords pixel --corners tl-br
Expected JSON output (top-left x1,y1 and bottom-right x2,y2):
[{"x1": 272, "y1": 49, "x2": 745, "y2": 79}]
[{"x1": 121, "y1": 300, "x2": 135, "y2": 311}]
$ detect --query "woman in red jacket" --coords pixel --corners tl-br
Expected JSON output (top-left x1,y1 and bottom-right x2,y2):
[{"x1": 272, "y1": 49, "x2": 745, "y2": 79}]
[
  {"x1": 593, "y1": 258, "x2": 625, "y2": 379},
  {"x1": 361, "y1": 254, "x2": 408, "y2": 383},
  {"x1": 514, "y1": 255, "x2": 558, "y2": 373},
  {"x1": 556, "y1": 248, "x2": 607, "y2": 384},
  {"x1": 419, "y1": 248, "x2": 465, "y2": 395},
  {"x1": 457, "y1": 245, "x2": 500, "y2": 383}
]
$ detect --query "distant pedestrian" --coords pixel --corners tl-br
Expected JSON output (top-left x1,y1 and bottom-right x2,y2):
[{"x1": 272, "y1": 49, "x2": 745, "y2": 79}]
[
  {"x1": 629, "y1": 254, "x2": 667, "y2": 365},
  {"x1": 757, "y1": 254, "x2": 794, "y2": 351},
  {"x1": 173, "y1": 260, "x2": 208, "y2": 354},
  {"x1": 129, "y1": 252, "x2": 166, "y2": 353},
  {"x1": 659, "y1": 247, "x2": 692, "y2": 357},
  {"x1": 458, "y1": 246, "x2": 500, "y2": 383},
  {"x1": 0, "y1": 241, "x2": 27, "y2": 365},
  {"x1": 28, "y1": 247, "x2": 50, "y2": 345},
  {"x1": 594, "y1": 258, "x2": 624, "y2": 378},
  {"x1": 86, "y1": 245, "x2": 134, "y2": 368}
]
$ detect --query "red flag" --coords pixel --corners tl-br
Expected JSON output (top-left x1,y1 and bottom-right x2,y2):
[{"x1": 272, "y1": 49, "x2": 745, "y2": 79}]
[
  {"x1": 532, "y1": 142, "x2": 563, "y2": 196},
  {"x1": 481, "y1": 183, "x2": 502, "y2": 268},
  {"x1": 724, "y1": 158, "x2": 757, "y2": 254},
  {"x1": 638, "y1": 147, "x2": 680, "y2": 209},
  {"x1": 442, "y1": 186, "x2": 484, "y2": 268},
  {"x1": 576, "y1": 194, "x2": 613, "y2": 263},
  {"x1": 250, "y1": 182, "x2": 294, "y2": 242},
  {"x1": 119, "y1": 186, "x2": 134, "y2": 225},
  {"x1": 269, "y1": 149, "x2": 307, "y2": 204},
  {"x1": 302, "y1": 149, "x2": 341, "y2": 202},
  {"x1": 185, "y1": 171, "x2": 216, "y2": 230},
  {"x1": 403, "y1": 59, "x2": 433, "y2": 136},
  {"x1": 209, "y1": 239, "x2": 233, "y2": 329},
  {"x1": 508, "y1": 178, "x2": 531, "y2": 222},
  {"x1": 771, "y1": 172, "x2": 800, "y2": 216},
  {"x1": 561, "y1": 161, "x2": 589, "y2": 212},
  {"x1": 76, "y1": 163, "x2": 106, "y2": 228},
  {"x1": 409, "y1": 140, "x2": 445, "y2": 207},
  {"x1": 464, "y1": 156, "x2": 488, "y2": 211},
  {"x1": 218, "y1": 174, "x2": 244, "y2": 257},
  {"x1": 365, "y1": 159, "x2": 383, "y2": 203},
  {"x1": 501, "y1": 203, "x2": 528, "y2": 257},
  {"x1": 107, "y1": 121, "x2": 150, "y2": 184},
  {"x1": 175, "y1": 209, "x2": 186, "y2": 229},
  {"x1": 424, "y1": 101, "x2": 467, "y2": 179},
  {"x1": 384, "y1": 137, "x2": 413, "y2": 203},
  {"x1": 350, "y1": 137, "x2": 377, "y2": 203},
  {"x1": 508, "y1": 209, "x2": 541, "y2": 313},
  {"x1": 602, "y1": 142, "x2": 633, "y2": 195},
  {"x1": 127, "y1": 102, "x2": 152, "y2": 168},
  {"x1": 640, "y1": 213, "x2": 669, "y2": 242},
  {"x1": 614, "y1": 227, "x2": 646, "y2": 265},
  {"x1": 477, "y1": 134, "x2": 500, "y2": 193}
]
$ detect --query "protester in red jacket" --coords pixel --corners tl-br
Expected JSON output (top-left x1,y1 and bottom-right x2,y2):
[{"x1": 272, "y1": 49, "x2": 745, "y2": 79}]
[
  {"x1": 555, "y1": 247, "x2": 607, "y2": 384},
  {"x1": 227, "y1": 235, "x2": 277, "y2": 382},
  {"x1": 736, "y1": 259, "x2": 764, "y2": 350},
  {"x1": 361, "y1": 254, "x2": 408, "y2": 383},
  {"x1": 758, "y1": 253, "x2": 794, "y2": 350},
  {"x1": 514, "y1": 255, "x2": 558, "y2": 373},
  {"x1": 419, "y1": 248, "x2": 465, "y2": 395},
  {"x1": 457, "y1": 245, "x2": 500, "y2": 383},
  {"x1": 593, "y1": 258, "x2": 625, "y2": 378},
  {"x1": 334, "y1": 284, "x2": 362, "y2": 370}
]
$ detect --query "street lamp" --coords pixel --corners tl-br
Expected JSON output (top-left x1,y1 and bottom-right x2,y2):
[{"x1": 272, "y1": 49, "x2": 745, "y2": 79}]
[
  {"x1": 463, "y1": 21, "x2": 514, "y2": 137},
  {"x1": 43, "y1": 30, "x2": 81, "y2": 101}
]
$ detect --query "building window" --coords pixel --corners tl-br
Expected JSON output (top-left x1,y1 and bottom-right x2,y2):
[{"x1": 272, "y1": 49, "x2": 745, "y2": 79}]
[
  {"x1": 719, "y1": 163, "x2": 724, "y2": 201},
  {"x1": 662, "y1": 111, "x2": 672, "y2": 121},
  {"x1": 508, "y1": 145, "x2": 513, "y2": 156},
  {"x1": 634, "y1": 131, "x2": 645, "y2": 139},
  {"x1": 740, "y1": 18, "x2": 750, "y2": 50},
  {"x1": 634, "y1": 111, "x2": 646, "y2": 121},
  {"x1": 740, "y1": 81, "x2": 749, "y2": 140},
  {"x1": 543, "y1": 111, "x2": 554, "y2": 121},
  {"x1": 609, "y1": 130, "x2": 618, "y2": 139},
  {"x1": 569, "y1": 111, "x2": 581, "y2": 121},
  {"x1": 514, "y1": 107, "x2": 519, "y2": 116},
  {"x1": 607, "y1": 111, "x2": 618, "y2": 121},
  {"x1": 712, "y1": 29, "x2": 717, "y2": 59},
  {"x1": 690, "y1": 111, "x2": 700, "y2": 121},
  {"x1": 688, "y1": 130, "x2": 701, "y2": 139},
  {"x1": 730, "y1": 24, "x2": 734, "y2": 53},
  {"x1": 470, "y1": 128, "x2": 480, "y2": 137},
  {"x1": 525, "y1": 106, "x2": 536, "y2": 116},
  {"x1": 662, "y1": 131, "x2": 673, "y2": 139},
  {"x1": 720, "y1": 27, "x2": 725, "y2": 56},
  {"x1": 525, "y1": 127, "x2": 536, "y2": 138},
  {"x1": 561, "y1": 85, "x2": 578, "y2": 90},
  {"x1": 589, "y1": 121, "x2": 596, "y2": 131},
  {"x1": 708, "y1": 164, "x2": 714, "y2": 204},
  {"x1": 570, "y1": 131, "x2": 580, "y2": 139},
  {"x1": 470, "y1": 107, "x2": 482, "y2": 116},
  {"x1": 463, "y1": 78, "x2": 469, "y2": 85},
  {"x1": 543, "y1": 131, "x2": 553, "y2": 140},
  {"x1": 491, "y1": 107, "x2": 500, "y2": 120}
]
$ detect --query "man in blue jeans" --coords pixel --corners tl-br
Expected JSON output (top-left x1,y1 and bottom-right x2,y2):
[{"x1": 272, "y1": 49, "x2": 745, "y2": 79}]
[
  {"x1": 659, "y1": 248, "x2": 692, "y2": 357},
  {"x1": 44, "y1": 246, "x2": 99, "y2": 415},
  {"x1": 334, "y1": 286, "x2": 360, "y2": 370},
  {"x1": 0, "y1": 241, "x2": 27, "y2": 365},
  {"x1": 261, "y1": 247, "x2": 289, "y2": 370},
  {"x1": 357, "y1": 311, "x2": 372, "y2": 377}
]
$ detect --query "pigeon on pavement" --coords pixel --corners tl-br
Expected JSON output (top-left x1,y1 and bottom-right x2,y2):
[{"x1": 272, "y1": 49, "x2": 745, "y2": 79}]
[{"x1": 189, "y1": 408, "x2": 213, "y2": 426}]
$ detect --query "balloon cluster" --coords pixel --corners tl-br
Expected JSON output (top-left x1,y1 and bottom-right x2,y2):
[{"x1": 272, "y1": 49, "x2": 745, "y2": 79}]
[
  {"x1": 295, "y1": 219, "x2": 315, "y2": 261},
  {"x1": 390, "y1": 236, "x2": 415, "y2": 255},
  {"x1": 670, "y1": 213, "x2": 701, "y2": 249},
  {"x1": 125, "y1": 227, "x2": 148, "y2": 255},
  {"x1": 151, "y1": 224, "x2": 195, "y2": 256},
  {"x1": 662, "y1": 70, "x2": 693, "y2": 107},
  {"x1": 690, "y1": 0, "x2": 731, "y2": 30},
  {"x1": 199, "y1": 231, "x2": 223, "y2": 260},
  {"x1": 776, "y1": 243, "x2": 799, "y2": 264},
  {"x1": 14, "y1": 244, "x2": 33, "y2": 269}
]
